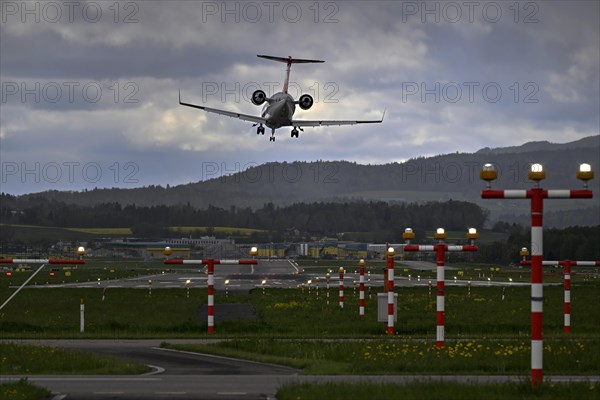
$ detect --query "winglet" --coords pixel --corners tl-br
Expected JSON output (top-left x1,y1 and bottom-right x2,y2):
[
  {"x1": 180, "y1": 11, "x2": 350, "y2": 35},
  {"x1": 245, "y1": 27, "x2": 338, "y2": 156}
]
[
  {"x1": 179, "y1": 89, "x2": 182, "y2": 104},
  {"x1": 381, "y1": 109, "x2": 386, "y2": 122}
]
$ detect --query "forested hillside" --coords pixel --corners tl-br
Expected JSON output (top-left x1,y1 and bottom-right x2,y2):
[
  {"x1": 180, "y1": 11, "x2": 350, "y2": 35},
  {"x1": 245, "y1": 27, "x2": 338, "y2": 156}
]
[{"x1": 11, "y1": 136, "x2": 599, "y2": 214}]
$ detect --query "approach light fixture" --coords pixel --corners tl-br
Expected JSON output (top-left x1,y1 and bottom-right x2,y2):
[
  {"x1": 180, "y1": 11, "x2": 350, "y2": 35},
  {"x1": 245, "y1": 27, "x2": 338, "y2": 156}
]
[
  {"x1": 528, "y1": 163, "x2": 545, "y2": 183},
  {"x1": 434, "y1": 228, "x2": 446, "y2": 240}
]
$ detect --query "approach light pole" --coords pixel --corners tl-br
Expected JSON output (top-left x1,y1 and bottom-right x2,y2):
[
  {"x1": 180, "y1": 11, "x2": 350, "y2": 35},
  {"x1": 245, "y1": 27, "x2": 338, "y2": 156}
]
[
  {"x1": 338, "y1": 267, "x2": 345, "y2": 309},
  {"x1": 519, "y1": 247, "x2": 599, "y2": 334},
  {"x1": 164, "y1": 247, "x2": 258, "y2": 333},
  {"x1": 480, "y1": 162, "x2": 594, "y2": 386},
  {"x1": 359, "y1": 259, "x2": 366, "y2": 317},
  {"x1": 385, "y1": 248, "x2": 395, "y2": 334},
  {"x1": 403, "y1": 228, "x2": 478, "y2": 348}
]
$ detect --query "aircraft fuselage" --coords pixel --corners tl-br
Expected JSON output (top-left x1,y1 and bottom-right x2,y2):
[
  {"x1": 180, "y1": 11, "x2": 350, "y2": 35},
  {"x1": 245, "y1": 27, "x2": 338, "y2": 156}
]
[{"x1": 262, "y1": 92, "x2": 296, "y2": 129}]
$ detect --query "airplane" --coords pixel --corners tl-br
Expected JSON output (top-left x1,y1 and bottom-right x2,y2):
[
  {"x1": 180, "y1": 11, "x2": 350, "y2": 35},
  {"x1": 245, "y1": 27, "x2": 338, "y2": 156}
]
[{"x1": 179, "y1": 55, "x2": 385, "y2": 142}]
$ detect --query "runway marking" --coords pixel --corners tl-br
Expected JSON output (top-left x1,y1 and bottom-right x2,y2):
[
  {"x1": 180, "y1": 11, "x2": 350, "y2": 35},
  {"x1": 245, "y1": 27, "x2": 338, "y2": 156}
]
[
  {"x1": 142, "y1": 364, "x2": 165, "y2": 375},
  {"x1": 218, "y1": 392, "x2": 247, "y2": 396},
  {"x1": 94, "y1": 392, "x2": 124, "y2": 395},
  {"x1": 51, "y1": 395, "x2": 67, "y2": 400},
  {"x1": 156, "y1": 392, "x2": 186, "y2": 395},
  {"x1": 287, "y1": 260, "x2": 299, "y2": 273},
  {"x1": 152, "y1": 347, "x2": 297, "y2": 370}
]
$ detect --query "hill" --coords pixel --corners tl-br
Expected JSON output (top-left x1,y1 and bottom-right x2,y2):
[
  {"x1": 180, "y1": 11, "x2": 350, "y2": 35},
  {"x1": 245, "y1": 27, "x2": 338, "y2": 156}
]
[{"x1": 10, "y1": 136, "x2": 600, "y2": 227}]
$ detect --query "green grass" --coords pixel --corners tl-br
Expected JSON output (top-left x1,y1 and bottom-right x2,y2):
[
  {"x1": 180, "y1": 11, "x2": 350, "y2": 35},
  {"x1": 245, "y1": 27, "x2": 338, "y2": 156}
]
[
  {"x1": 0, "y1": 378, "x2": 51, "y2": 400},
  {"x1": 0, "y1": 224, "x2": 106, "y2": 241},
  {"x1": 276, "y1": 381, "x2": 599, "y2": 400},
  {"x1": 165, "y1": 338, "x2": 600, "y2": 375},
  {"x1": 0, "y1": 343, "x2": 149, "y2": 374},
  {"x1": 1, "y1": 282, "x2": 599, "y2": 338},
  {"x1": 0, "y1": 288, "x2": 212, "y2": 337},
  {"x1": 0, "y1": 223, "x2": 267, "y2": 242}
]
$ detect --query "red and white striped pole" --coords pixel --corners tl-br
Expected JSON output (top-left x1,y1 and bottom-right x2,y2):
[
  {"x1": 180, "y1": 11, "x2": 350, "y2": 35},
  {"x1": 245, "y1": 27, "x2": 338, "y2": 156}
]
[
  {"x1": 359, "y1": 259, "x2": 365, "y2": 317},
  {"x1": 386, "y1": 248, "x2": 395, "y2": 335},
  {"x1": 434, "y1": 241, "x2": 445, "y2": 347},
  {"x1": 521, "y1": 254, "x2": 600, "y2": 334},
  {"x1": 564, "y1": 260, "x2": 572, "y2": 333},
  {"x1": 481, "y1": 162, "x2": 594, "y2": 386},
  {"x1": 338, "y1": 267, "x2": 344, "y2": 309},
  {"x1": 404, "y1": 228, "x2": 477, "y2": 348},
  {"x1": 165, "y1": 257, "x2": 258, "y2": 333},
  {"x1": 206, "y1": 259, "x2": 216, "y2": 332},
  {"x1": 562, "y1": 260, "x2": 600, "y2": 332}
]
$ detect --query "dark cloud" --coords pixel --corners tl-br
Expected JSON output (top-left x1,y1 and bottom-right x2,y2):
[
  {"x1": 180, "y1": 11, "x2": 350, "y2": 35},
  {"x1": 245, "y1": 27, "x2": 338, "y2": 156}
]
[{"x1": 1, "y1": 1, "x2": 598, "y2": 195}]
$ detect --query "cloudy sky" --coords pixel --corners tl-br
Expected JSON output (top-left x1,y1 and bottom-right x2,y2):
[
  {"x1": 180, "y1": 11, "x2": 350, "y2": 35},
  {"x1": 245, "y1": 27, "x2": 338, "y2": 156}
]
[{"x1": 1, "y1": 0, "x2": 598, "y2": 194}]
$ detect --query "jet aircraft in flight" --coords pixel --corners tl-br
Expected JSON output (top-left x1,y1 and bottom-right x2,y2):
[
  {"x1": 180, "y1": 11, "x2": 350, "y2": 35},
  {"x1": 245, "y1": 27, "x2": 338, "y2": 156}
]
[{"x1": 179, "y1": 55, "x2": 384, "y2": 141}]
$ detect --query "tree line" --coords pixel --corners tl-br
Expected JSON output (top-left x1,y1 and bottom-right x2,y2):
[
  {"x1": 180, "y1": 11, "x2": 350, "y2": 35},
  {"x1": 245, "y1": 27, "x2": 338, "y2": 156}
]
[
  {"x1": 2, "y1": 194, "x2": 597, "y2": 261},
  {"x1": 1, "y1": 195, "x2": 487, "y2": 238}
]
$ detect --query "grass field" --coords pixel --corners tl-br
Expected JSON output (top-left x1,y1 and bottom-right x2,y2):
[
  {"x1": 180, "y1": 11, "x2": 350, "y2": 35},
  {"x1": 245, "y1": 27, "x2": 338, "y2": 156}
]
[
  {"x1": 165, "y1": 337, "x2": 599, "y2": 375},
  {"x1": 1, "y1": 223, "x2": 266, "y2": 242},
  {"x1": 1, "y1": 281, "x2": 599, "y2": 339},
  {"x1": 0, "y1": 378, "x2": 51, "y2": 400},
  {"x1": 0, "y1": 343, "x2": 149, "y2": 375}
]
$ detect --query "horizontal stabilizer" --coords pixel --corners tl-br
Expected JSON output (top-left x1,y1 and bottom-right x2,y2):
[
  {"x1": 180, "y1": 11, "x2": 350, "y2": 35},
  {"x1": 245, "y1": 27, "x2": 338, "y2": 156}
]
[{"x1": 257, "y1": 55, "x2": 324, "y2": 64}]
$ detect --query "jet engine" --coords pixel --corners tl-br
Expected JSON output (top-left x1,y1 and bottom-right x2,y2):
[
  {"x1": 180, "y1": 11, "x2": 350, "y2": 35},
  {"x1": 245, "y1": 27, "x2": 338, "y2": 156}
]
[
  {"x1": 298, "y1": 94, "x2": 314, "y2": 110},
  {"x1": 251, "y1": 90, "x2": 267, "y2": 105}
]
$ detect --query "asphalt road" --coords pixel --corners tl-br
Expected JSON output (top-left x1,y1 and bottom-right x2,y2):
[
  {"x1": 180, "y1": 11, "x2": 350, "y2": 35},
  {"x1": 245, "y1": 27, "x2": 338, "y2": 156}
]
[
  {"x1": 2, "y1": 339, "x2": 296, "y2": 399},
  {"x1": 3, "y1": 339, "x2": 599, "y2": 399}
]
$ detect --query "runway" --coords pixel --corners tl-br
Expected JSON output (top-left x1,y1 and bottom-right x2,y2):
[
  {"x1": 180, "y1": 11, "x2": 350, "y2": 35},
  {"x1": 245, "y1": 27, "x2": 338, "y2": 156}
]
[{"x1": 30, "y1": 259, "x2": 533, "y2": 292}]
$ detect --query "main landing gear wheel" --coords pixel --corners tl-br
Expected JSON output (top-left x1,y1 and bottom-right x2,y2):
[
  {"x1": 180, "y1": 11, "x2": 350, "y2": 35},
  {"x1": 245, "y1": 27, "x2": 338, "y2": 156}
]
[
  {"x1": 291, "y1": 128, "x2": 299, "y2": 138},
  {"x1": 257, "y1": 126, "x2": 265, "y2": 135},
  {"x1": 269, "y1": 136, "x2": 275, "y2": 142}
]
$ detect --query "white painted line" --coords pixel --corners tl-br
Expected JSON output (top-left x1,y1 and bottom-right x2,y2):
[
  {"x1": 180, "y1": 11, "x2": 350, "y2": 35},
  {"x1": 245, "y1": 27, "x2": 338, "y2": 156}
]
[
  {"x1": 141, "y1": 364, "x2": 165, "y2": 376},
  {"x1": 152, "y1": 347, "x2": 296, "y2": 370},
  {"x1": 156, "y1": 392, "x2": 187, "y2": 395},
  {"x1": 287, "y1": 259, "x2": 299, "y2": 273},
  {"x1": 218, "y1": 392, "x2": 247, "y2": 396},
  {"x1": 51, "y1": 395, "x2": 67, "y2": 400},
  {"x1": 94, "y1": 392, "x2": 124, "y2": 395}
]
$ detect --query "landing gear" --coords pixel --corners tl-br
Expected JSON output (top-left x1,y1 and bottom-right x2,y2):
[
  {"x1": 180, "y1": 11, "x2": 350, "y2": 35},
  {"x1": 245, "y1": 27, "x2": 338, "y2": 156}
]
[
  {"x1": 269, "y1": 136, "x2": 275, "y2": 142},
  {"x1": 256, "y1": 124, "x2": 265, "y2": 135},
  {"x1": 291, "y1": 127, "x2": 302, "y2": 138}
]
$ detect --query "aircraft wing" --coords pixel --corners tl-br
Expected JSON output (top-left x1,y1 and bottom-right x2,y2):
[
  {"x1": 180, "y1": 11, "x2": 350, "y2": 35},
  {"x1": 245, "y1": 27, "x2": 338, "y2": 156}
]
[
  {"x1": 292, "y1": 111, "x2": 385, "y2": 127},
  {"x1": 179, "y1": 91, "x2": 267, "y2": 125}
]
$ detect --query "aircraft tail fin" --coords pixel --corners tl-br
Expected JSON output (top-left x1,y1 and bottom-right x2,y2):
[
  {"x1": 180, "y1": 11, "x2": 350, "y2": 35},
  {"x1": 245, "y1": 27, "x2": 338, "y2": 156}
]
[{"x1": 258, "y1": 55, "x2": 324, "y2": 94}]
